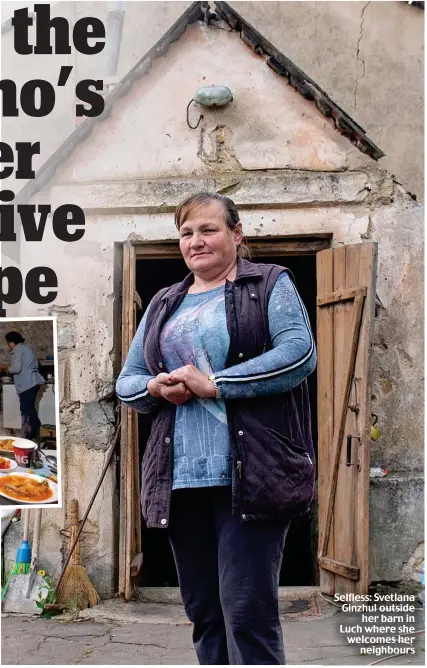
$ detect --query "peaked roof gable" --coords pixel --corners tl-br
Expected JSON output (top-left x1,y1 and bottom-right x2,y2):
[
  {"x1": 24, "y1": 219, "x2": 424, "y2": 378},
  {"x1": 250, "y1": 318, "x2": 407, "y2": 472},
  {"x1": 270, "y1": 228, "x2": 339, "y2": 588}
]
[
  {"x1": 17, "y1": 0, "x2": 384, "y2": 204},
  {"x1": 215, "y1": 2, "x2": 383, "y2": 159}
]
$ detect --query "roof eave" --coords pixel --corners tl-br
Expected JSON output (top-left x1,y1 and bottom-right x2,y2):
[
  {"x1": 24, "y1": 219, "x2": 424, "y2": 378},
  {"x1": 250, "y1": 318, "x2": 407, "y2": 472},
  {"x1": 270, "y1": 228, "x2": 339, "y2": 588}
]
[
  {"x1": 214, "y1": 1, "x2": 384, "y2": 161},
  {"x1": 16, "y1": 0, "x2": 385, "y2": 205}
]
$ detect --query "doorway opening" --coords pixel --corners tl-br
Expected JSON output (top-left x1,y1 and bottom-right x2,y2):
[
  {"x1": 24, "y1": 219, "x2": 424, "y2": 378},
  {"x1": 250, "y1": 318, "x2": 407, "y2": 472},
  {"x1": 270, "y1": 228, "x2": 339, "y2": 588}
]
[{"x1": 132, "y1": 245, "x2": 319, "y2": 588}]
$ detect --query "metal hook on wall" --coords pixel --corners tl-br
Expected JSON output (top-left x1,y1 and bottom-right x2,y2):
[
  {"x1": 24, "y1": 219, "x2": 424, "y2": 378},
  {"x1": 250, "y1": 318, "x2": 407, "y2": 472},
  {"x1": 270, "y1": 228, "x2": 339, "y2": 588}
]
[{"x1": 186, "y1": 99, "x2": 204, "y2": 130}]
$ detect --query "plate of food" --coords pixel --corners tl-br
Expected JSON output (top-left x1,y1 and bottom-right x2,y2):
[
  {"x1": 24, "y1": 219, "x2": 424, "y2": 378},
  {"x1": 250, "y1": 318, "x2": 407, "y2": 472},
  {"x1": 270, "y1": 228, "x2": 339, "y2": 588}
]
[
  {"x1": 0, "y1": 437, "x2": 16, "y2": 453},
  {"x1": 0, "y1": 472, "x2": 58, "y2": 504},
  {"x1": 0, "y1": 456, "x2": 17, "y2": 472}
]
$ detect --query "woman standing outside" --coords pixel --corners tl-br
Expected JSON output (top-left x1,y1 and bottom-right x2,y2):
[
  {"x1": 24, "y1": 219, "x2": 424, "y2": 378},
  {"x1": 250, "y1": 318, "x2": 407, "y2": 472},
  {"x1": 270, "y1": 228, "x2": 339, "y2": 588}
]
[
  {"x1": 116, "y1": 193, "x2": 316, "y2": 665},
  {"x1": 4, "y1": 332, "x2": 45, "y2": 441}
]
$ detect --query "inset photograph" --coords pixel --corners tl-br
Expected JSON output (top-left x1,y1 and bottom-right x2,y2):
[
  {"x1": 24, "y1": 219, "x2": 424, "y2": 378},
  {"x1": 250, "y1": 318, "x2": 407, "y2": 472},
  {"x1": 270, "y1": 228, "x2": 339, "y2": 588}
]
[{"x1": 0, "y1": 318, "x2": 60, "y2": 507}]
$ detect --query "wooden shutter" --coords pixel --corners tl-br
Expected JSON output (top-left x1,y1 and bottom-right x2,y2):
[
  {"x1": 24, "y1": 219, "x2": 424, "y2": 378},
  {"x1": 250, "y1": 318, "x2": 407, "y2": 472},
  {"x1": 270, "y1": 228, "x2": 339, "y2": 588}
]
[
  {"x1": 119, "y1": 243, "x2": 143, "y2": 601},
  {"x1": 317, "y1": 243, "x2": 377, "y2": 594}
]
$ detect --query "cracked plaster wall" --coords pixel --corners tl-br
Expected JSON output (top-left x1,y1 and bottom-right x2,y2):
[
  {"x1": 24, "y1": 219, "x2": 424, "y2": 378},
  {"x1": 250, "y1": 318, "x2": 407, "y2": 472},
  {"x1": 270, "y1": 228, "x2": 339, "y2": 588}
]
[
  {"x1": 220, "y1": 1, "x2": 424, "y2": 199},
  {"x1": 2, "y1": 1, "x2": 423, "y2": 198},
  {"x1": 2, "y1": 17, "x2": 423, "y2": 592}
]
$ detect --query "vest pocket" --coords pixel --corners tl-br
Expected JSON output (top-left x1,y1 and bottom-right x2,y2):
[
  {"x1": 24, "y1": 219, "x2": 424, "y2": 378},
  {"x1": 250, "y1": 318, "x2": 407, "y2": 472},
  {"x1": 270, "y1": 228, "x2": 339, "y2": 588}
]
[
  {"x1": 239, "y1": 425, "x2": 314, "y2": 517},
  {"x1": 265, "y1": 427, "x2": 308, "y2": 454}
]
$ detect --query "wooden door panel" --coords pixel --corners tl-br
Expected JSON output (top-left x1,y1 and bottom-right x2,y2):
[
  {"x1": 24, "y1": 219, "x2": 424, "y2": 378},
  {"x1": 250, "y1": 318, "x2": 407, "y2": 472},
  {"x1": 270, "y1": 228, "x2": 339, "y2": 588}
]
[
  {"x1": 316, "y1": 249, "x2": 335, "y2": 595},
  {"x1": 317, "y1": 242, "x2": 377, "y2": 594},
  {"x1": 119, "y1": 243, "x2": 143, "y2": 600},
  {"x1": 332, "y1": 246, "x2": 352, "y2": 592}
]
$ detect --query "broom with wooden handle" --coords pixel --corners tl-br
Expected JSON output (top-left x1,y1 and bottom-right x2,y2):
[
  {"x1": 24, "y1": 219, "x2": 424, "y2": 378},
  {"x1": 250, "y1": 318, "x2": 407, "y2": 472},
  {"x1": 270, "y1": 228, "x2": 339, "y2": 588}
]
[
  {"x1": 56, "y1": 499, "x2": 100, "y2": 609},
  {"x1": 47, "y1": 423, "x2": 120, "y2": 612}
]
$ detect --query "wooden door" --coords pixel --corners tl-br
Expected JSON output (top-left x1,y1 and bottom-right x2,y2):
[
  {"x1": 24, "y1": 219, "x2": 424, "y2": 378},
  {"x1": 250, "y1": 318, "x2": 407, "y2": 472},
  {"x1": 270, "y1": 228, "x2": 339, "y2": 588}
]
[
  {"x1": 119, "y1": 243, "x2": 143, "y2": 600},
  {"x1": 317, "y1": 243, "x2": 377, "y2": 594}
]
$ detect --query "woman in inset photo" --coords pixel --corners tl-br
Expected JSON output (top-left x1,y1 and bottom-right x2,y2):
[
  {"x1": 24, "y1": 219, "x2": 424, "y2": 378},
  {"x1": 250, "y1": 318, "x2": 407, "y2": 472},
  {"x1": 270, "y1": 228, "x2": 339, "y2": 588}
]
[
  {"x1": 4, "y1": 332, "x2": 45, "y2": 441},
  {"x1": 117, "y1": 193, "x2": 316, "y2": 665}
]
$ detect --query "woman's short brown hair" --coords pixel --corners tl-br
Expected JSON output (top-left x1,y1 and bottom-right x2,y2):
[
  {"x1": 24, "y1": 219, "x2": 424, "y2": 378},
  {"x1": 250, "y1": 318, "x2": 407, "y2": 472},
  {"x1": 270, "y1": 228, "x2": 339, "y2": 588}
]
[{"x1": 175, "y1": 192, "x2": 251, "y2": 258}]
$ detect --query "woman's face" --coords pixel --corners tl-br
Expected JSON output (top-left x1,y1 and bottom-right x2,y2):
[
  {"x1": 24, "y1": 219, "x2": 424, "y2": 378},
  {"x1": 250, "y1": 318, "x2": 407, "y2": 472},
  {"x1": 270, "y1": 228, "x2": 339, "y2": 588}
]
[{"x1": 179, "y1": 201, "x2": 242, "y2": 277}]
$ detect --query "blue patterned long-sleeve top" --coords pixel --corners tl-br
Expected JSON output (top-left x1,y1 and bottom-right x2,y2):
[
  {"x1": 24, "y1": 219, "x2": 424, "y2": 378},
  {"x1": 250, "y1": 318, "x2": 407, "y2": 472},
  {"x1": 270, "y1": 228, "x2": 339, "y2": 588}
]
[{"x1": 116, "y1": 271, "x2": 316, "y2": 490}]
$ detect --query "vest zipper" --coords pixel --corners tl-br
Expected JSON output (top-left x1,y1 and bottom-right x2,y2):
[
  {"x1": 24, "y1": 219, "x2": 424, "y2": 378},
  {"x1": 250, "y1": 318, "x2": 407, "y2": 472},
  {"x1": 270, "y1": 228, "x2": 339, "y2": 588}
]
[
  {"x1": 232, "y1": 286, "x2": 243, "y2": 480},
  {"x1": 164, "y1": 412, "x2": 176, "y2": 528},
  {"x1": 228, "y1": 283, "x2": 244, "y2": 513},
  {"x1": 232, "y1": 284, "x2": 240, "y2": 355}
]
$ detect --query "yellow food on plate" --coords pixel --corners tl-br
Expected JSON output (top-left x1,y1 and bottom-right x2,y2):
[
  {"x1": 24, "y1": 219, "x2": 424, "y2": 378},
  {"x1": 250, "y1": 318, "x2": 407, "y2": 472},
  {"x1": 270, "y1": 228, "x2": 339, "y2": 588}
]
[
  {"x1": 0, "y1": 475, "x2": 53, "y2": 502},
  {"x1": 0, "y1": 440, "x2": 15, "y2": 451},
  {"x1": 0, "y1": 457, "x2": 11, "y2": 469}
]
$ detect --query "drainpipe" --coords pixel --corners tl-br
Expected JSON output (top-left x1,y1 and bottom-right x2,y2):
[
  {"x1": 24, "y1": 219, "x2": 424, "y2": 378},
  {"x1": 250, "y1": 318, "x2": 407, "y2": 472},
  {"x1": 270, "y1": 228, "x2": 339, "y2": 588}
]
[{"x1": 104, "y1": 1, "x2": 125, "y2": 93}]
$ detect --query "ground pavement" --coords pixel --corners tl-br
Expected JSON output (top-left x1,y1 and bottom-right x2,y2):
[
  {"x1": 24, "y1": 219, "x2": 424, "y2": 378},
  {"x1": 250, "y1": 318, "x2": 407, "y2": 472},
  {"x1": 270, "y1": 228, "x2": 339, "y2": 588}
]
[{"x1": 2, "y1": 600, "x2": 425, "y2": 665}]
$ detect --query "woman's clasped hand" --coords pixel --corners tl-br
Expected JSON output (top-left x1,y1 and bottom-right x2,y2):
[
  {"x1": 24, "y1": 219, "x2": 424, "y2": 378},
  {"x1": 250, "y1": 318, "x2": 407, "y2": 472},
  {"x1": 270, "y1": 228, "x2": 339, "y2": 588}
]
[{"x1": 147, "y1": 365, "x2": 215, "y2": 404}]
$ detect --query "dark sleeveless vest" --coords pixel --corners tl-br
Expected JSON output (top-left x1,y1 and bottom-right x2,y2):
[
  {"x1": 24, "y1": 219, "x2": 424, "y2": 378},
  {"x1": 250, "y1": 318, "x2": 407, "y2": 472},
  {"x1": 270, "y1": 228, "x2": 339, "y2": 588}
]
[{"x1": 141, "y1": 257, "x2": 315, "y2": 528}]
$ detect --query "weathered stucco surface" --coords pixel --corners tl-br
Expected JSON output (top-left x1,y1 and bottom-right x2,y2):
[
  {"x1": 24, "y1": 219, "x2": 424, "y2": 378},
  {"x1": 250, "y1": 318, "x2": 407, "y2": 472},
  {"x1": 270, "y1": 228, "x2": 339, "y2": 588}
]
[
  {"x1": 233, "y1": 1, "x2": 424, "y2": 198},
  {"x1": 370, "y1": 474, "x2": 424, "y2": 582},
  {"x1": 4, "y1": 18, "x2": 423, "y2": 593},
  {"x1": 54, "y1": 23, "x2": 369, "y2": 183},
  {"x1": 2, "y1": 1, "x2": 423, "y2": 198},
  {"x1": 370, "y1": 191, "x2": 424, "y2": 471}
]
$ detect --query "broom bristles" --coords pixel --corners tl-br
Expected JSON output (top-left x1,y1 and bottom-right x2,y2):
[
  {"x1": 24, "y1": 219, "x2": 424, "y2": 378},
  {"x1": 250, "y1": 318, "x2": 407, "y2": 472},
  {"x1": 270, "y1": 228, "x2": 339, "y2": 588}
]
[
  {"x1": 57, "y1": 499, "x2": 100, "y2": 610},
  {"x1": 11, "y1": 562, "x2": 31, "y2": 576},
  {"x1": 56, "y1": 565, "x2": 100, "y2": 609}
]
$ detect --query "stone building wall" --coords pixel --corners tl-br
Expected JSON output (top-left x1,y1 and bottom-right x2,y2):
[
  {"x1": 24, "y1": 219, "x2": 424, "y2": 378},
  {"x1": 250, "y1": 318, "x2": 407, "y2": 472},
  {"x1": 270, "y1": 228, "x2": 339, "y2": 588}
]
[{"x1": 2, "y1": 18, "x2": 423, "y2": 594}]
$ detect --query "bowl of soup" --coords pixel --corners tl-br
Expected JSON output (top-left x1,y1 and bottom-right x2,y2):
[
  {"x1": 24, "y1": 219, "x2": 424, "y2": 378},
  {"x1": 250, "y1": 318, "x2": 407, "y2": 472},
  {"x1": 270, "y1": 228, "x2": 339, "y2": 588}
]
[{"x1": 0, "y1": 473, "x2": 58, "y2": 504}]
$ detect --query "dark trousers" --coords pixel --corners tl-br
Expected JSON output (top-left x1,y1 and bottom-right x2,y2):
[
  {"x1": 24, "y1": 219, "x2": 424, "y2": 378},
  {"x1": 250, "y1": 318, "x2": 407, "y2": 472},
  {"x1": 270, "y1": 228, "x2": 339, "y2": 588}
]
[
  {"x1": 168, "y1": 487, "x2": 290, "y2": 665},
  {"x1": 18, "y1": 385, "x2": 41, "y2": 441}
]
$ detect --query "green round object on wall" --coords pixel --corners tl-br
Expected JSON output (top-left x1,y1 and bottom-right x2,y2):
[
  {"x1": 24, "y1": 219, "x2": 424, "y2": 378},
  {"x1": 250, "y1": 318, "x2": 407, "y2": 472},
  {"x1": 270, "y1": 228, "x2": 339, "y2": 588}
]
[{"x1": 194, "y1": 86, "x2": 233, "y2": 107}]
